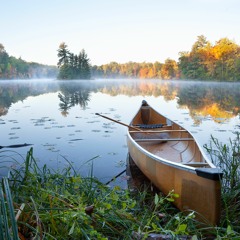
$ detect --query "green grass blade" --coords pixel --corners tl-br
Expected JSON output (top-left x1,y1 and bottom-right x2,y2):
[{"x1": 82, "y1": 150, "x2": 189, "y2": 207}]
[
  {"x1": 0, "y1": 180, "x2": 11, "y2": 240},
  {"x1": 3, "y1": 177, "x2": 19, "y2": 240}
]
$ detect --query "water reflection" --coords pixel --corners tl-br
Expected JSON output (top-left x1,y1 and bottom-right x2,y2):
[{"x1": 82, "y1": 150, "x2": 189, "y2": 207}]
[
  {"x1": 126, "y1": 153, "x2": 153, "y2": 191},
  {"x1": 0, "y1": 79, "x2": 239, "y2": 124},
  {"x1": 58, "y1": 83, "x2": 91, "y2": 116},
  {"x1": 176, "y1": 82, "x2": 240, "y2": 124},
  {"x1": 0, "y1": 79, "x2": 239, "y2": 182},
  {"x1": 0, "y1": 80, "x2": 58, "y2": 116}
]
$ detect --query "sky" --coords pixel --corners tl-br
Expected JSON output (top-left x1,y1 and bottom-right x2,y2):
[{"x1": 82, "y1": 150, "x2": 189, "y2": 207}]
[{"x1": 1, "y1": 0, "x2": 240, "y2": 66}]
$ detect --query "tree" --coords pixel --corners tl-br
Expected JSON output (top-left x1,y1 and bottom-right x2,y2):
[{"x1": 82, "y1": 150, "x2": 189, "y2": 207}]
[
  {"x1": 160, "y1": 59, "x2": 179, "y2": 79},
  {"x1": 0, "y1": 44, "x2": 9, "y2": 78},
  {"x1": 78, "y1": 49, "x2": 91, "y2": 79},
  {"x1": 57, "y1": 42, "x2": 69, "y2": 67},
  {"x1": 57, "y1": 44, "x2": 91, "y2": 80},
  {"x1": 178, "y1": 36, "x2": 240, "y2": 81},
  {"x1": 191, "y1": 35, "x2": 209, "y2": 53},
  {"x1": 212, "y1": 38, "x2": 240, "y2": 80}
]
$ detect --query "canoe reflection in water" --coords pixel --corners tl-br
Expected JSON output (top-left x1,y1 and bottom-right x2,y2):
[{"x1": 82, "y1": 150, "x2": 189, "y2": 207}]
[{"x1": 126, "y1": 153, "x2": 157, "y2": 193}]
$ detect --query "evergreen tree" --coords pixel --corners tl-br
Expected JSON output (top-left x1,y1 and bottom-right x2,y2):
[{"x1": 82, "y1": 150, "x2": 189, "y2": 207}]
[
  {"x1": 57, "y1": 42, "x2": 69, "y2": 67},
  {"x1": 57, "y1": 43, "x2": 91, "y2": 80},
  {"x1": 79, "y1": 49, "x2": 91, "y2": 79}
]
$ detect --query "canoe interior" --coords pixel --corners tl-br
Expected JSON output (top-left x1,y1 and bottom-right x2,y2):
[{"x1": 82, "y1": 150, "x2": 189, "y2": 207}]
[{"x1": 129, "y1": 105, "x2": 211, "y2": 167}]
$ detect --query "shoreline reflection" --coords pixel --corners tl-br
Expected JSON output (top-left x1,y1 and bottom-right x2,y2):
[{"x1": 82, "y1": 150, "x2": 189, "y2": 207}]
[{"x1": 0, "y1": 79, "x2": 239, "y2": 124}]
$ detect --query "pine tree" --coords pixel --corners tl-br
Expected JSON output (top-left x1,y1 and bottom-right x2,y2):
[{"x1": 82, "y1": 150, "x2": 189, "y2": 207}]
[{"x1": 57, "y1": 43, "x2": 91, "y2": 80}]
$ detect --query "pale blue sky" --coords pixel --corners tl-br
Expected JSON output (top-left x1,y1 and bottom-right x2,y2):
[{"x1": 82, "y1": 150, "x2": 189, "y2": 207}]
[{"x1": 1, "y1": 0, "x2": 240, "y2": 66}]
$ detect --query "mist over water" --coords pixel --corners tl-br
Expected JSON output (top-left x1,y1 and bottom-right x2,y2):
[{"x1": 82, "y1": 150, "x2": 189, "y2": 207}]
[{"x1": 0, "y1": 79, "x2": 239, "y2": 185}]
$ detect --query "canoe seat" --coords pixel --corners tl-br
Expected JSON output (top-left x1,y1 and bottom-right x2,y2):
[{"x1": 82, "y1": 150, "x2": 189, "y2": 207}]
[
  {"x1": 183, "y1": 162, "x2": 209, "y2": 167},
  {"x1": 135, "y1": 138, "x2": 194, "y2": 142},
  {"x1": 134, "y1": 124, "x2": 164, "y2": 129}
]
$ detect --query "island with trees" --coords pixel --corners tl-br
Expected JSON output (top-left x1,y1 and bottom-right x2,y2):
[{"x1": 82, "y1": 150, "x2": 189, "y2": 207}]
[{"x1": 57, "y1": 43, "x2": 91, "y2": 80}]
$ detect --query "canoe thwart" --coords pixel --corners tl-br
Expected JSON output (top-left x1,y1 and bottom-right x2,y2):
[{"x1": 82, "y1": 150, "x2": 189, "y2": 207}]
[
  {"x1": 195, "y1": 168, "x2": 223, "y2": 180},
  {"x1": 135, "y1": 138, "x2": 194, "y2": 142}
]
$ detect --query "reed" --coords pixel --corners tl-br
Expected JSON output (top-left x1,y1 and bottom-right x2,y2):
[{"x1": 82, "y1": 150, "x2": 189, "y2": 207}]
[
  {"x1": 204, "y1": 132, "x2": 240, "y2": 235},
  {"x1": 0, "y1": 177, "x2": 19, "y2": 240}
]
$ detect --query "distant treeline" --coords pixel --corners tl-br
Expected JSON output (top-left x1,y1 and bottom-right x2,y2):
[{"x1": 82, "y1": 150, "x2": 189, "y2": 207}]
[
  {"x1": 92, "y1": 35, "x2": 240, "y2": 81},
  {"x1": 92, "y1": 60, "x2": 178, "y2": 80},
  {"x1": 1, "y1": 35, "x2": 240, "y2": 81},
  {"x1": 0, "y1": 43, "x2": 58, "y2": 79}
]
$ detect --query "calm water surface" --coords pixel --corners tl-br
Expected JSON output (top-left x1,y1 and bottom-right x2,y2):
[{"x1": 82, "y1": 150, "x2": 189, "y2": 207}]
[{"x1": 0, "y1": 79, "x2": 240, "y2": 185}]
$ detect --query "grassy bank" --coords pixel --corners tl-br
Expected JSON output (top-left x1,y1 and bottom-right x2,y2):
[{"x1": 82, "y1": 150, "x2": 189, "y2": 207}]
[{"x1": 1, "y1": 132, "x2": 240, "y2": 239}]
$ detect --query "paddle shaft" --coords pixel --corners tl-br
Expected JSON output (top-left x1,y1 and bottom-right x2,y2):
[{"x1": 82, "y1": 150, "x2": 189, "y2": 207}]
[
  {"x1": 105, "y1": 169, "x2": 126, "y2": 185},
  {"x1": 95, "y1": 113, "x2": 143, "y2": 132}
]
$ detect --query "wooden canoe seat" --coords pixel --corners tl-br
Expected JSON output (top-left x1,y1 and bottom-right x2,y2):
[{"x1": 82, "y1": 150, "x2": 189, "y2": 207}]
[
  {"x1": 183, "y1": 162, "x2": 209, "y2": 167},
  {"x1": 129, "y1": 130, "x2": 188, "y2": 133},
  {"x1": 135, "y1": 138, "x2": 194, "y2": 142}
]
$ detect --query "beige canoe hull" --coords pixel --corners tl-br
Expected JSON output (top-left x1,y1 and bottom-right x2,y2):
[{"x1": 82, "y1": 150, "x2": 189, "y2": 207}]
[
  {"x1": 127, "y1": 137, "x2": 221, "y2": 225},
  {"x1": 127, "y1": 100, "x2": 222, "y2": 225}
]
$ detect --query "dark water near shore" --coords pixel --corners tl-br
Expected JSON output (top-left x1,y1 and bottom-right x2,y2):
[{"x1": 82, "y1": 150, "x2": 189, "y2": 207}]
[{"x1": 0, "y1": 79, "x2": 239, "y2": 185}]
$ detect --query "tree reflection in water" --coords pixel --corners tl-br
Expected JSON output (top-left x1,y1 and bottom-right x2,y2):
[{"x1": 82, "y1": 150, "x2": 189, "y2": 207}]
[{"x1": 58, "y1": 84, "x2": 91, "y2": 116}]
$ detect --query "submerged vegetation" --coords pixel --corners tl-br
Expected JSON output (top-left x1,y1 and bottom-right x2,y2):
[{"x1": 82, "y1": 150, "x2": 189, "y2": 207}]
[{"x1": 0, "y1": 132, "x2": 240, "y2": 239}]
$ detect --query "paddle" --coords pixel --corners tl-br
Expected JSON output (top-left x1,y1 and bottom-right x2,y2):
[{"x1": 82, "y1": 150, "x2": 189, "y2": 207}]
[
  {"x1": 105, "y1": 169, "x2": 126, "y2": 185},
  {"x1": 95, "y1": 113, "x2": 143, "y2": 132}
]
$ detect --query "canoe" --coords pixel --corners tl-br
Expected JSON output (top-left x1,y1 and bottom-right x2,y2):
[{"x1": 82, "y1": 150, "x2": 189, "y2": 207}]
[{"x1": 126, "y1": 100, "x2": 222, "y2": 225}]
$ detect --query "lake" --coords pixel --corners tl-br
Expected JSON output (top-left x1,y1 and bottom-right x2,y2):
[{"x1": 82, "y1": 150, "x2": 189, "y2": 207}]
[{"x1": 0, "y1": 79, "x2": 240, "y2": 186}]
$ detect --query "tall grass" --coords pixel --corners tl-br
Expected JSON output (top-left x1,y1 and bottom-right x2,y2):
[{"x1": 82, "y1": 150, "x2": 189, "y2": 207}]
[
  {"x1": 1, "y1": 148, "x2": 196, "y2": 239},
  {"x1": 0, "y1": 131, "x2": 240, "y2": 239},
  {"x1": 204, "y1": 132, "x2": 240, "y2": 235}
]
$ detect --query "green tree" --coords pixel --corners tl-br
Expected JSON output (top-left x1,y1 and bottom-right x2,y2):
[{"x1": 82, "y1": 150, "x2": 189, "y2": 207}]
[
  {"x1": 191, "y1": 35, "x2": 209, "y2": 53},
  {"x1": 0, "y1": 44, "x2": 9, "y2": 78},
  {"x1": 57, "y1": 42, "x2": 69, "y2": 67},
  {"x1": 78, "y1": 49, "x2": 91, "y2": 79},
  {"x1": 0, "y1": 43, "x2": 57, "y2": 79},
  {"x1": 179, "y1": 36, "x2": 205, "y2": 79},
  {"x1": 57, "y1": 44, "x2": 91, "y2": 80}
]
